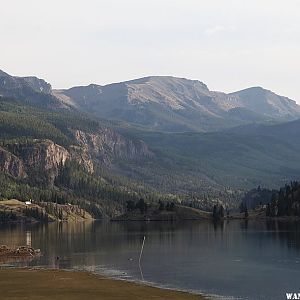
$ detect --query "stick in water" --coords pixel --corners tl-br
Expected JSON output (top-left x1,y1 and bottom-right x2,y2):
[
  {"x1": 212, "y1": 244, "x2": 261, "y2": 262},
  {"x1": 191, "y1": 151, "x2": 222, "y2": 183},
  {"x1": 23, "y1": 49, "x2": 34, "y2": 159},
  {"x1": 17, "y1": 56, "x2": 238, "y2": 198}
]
[{"x1": 139, "y1": 235, "x2": 146, "y2": 281}]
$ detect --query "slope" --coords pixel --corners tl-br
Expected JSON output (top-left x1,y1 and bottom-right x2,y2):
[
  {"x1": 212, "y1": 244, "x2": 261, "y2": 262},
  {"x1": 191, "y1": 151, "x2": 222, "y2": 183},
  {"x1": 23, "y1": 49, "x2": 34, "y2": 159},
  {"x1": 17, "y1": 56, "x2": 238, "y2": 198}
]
[{"x1": 55, "y1": 76, "x2": 300, "y2": 132}]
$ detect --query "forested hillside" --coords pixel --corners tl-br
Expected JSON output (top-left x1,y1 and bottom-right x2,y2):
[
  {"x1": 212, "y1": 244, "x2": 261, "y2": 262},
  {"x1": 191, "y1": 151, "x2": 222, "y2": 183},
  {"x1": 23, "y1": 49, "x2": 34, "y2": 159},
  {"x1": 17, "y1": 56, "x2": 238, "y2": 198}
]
[
  {"x1": 0, "y1": 96, "x2": 177, "y2": 218},
  {"x1": 1, "y1": 69, "x2": 300, "y2": 219},
  {"x1": 266, "y1": 181, "x2": 300, "y2": 217}
]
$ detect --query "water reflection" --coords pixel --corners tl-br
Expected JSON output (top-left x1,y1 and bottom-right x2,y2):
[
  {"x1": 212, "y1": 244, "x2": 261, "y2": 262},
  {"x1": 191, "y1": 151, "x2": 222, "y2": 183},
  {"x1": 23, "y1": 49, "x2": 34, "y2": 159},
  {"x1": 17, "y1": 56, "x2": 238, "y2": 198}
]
[{"x1": 0, "y1": 220, "x2": 299, "y2": 300}]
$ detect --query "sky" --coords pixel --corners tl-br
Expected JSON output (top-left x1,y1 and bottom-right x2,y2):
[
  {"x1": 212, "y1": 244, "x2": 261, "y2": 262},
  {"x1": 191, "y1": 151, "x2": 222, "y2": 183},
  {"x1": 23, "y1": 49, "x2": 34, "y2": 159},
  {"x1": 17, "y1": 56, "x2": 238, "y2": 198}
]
[{"x1": 0, "y1": 0, "x2": 299, "y2": 102}]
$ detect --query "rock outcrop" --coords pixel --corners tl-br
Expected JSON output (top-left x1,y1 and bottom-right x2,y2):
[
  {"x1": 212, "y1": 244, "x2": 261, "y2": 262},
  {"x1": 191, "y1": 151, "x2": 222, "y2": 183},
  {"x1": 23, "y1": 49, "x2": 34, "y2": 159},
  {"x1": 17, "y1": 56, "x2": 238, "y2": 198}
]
[
  {"x1": 74, "y1": 128, "x2": 153, "y2": 165},
  {"x1": 19, "y1": 140, "x2": 70, "y2": 184},
  {"x1": 0, "y1": 147, "x2": 26, "y2": 178},
  {"x1": 22, "y1": 76, "x2": 52, "y2": 94},
  {"x1": 0, "y1": 69, "x2": 67, "y2": 108},
  {"x1": 69, "y1": 145, "x2": 94, "y2": 173},
  {"x1": 0, "y1": 127, "x2": 152, "y2": 184}
]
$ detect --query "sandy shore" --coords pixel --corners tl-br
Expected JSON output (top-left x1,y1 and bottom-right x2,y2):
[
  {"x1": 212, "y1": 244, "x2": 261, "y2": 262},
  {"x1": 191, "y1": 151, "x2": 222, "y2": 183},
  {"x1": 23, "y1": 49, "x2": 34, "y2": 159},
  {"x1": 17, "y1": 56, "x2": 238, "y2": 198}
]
[{"x1": 0, "y1": 268, "x2": 207, "y2": 300}]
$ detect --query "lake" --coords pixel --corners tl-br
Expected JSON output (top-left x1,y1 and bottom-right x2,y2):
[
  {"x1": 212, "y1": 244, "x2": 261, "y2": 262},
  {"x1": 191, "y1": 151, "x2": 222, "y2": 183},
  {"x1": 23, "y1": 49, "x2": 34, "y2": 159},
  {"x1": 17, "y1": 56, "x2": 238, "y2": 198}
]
[{"x1": 0, "y1": 220, "x2": 300, "y2": 300}]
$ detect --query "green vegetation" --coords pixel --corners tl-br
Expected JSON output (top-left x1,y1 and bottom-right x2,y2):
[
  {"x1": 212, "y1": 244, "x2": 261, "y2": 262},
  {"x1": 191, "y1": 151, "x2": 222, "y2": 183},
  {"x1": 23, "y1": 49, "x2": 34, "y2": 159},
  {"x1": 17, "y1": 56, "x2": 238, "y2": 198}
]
[
  {"x1": 240, "y1": 186, "x2": 274, "y2": 210},
  {"x1": 0, "y1": 96, "x2": 178, "y2": 220},
  {"x1": 115, "y1": 201, "x2": 211, "y2": 221},
  {"x1": 0, "y1": 97, "x2": 103, "y2": 147},
  {"x1": 117, "y1": 124, "x2": 300, "y2": 195},
  {"x1": 212, "y1": 204, "x2": 225, "y2": 220},
  {"x1": 2, "y1": 89, "x2": 300, "y2": 221},
  {"x1": 266, "y1": 181, "x2": 300, "y2": 217}
]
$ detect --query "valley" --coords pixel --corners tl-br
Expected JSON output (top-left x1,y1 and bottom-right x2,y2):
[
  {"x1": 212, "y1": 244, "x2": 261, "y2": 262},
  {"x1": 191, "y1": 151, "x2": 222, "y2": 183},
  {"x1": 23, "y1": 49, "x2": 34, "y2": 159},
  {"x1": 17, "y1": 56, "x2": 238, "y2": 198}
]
[{"x1": 1, "y1": 69, "x2": 300, "y2": 218}]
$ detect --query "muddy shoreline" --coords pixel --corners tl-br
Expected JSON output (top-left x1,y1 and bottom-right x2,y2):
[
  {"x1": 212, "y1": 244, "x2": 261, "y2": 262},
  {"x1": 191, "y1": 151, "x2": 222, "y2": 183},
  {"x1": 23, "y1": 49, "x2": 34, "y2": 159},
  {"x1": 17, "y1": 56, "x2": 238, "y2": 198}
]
[{"x1": 0, "y1": 268, "x2": 207, "y2": 300}]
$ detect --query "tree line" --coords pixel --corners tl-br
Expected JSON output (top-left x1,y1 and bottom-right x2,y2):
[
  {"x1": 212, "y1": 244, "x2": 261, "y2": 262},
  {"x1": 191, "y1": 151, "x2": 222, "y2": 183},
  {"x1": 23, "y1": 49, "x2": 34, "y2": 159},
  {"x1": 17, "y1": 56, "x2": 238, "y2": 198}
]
[{"x1": 266, "y1": 181, "x2": 300, "y2": 217}]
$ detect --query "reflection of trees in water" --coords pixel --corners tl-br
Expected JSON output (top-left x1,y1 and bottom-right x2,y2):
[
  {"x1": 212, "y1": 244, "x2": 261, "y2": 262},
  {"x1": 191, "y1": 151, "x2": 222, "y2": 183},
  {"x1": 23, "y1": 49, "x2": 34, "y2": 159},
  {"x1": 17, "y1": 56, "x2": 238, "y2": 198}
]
[
  {"x1": 265, "y1": 220, "x2": 300, "y2": 251},
  {"x1": 207, "y1": 219, "x2": 300, "y2": 252},
  {"x1": 1, "y1": 219, "x2": 300, "y2": 270}
]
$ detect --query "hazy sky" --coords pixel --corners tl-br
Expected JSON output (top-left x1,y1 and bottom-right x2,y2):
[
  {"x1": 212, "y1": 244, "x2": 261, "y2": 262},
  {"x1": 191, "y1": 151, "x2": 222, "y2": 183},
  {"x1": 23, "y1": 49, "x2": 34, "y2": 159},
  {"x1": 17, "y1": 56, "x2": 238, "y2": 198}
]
[{"x1": 1, "y1": 0, "x2": 299, "y2": 101}]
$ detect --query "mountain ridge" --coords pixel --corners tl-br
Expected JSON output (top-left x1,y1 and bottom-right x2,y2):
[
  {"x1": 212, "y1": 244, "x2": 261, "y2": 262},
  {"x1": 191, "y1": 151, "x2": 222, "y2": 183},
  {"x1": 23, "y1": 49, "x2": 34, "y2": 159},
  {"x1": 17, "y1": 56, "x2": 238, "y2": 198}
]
[
  {"x1": 1, "y1": 69, "x2": 300, "y2": 214},
  {"x1": 1, "y1": 69, "x2": 299, "y2": 132},
  {"x1": 53, "y1": 75, "x2": 300, "y2": 132}
]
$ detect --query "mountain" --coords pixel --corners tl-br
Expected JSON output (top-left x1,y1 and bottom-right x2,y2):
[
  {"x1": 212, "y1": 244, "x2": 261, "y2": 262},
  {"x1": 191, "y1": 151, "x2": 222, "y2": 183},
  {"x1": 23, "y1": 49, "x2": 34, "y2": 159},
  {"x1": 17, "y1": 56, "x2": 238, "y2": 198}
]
[
  {"x1": 0, "y1": 95, "x2": 164, "y2": 218},
  {"x1": 0, "y1": 70, "x2": 65, "y2": 108},
  {"x1": 2, "y1": 70, "x2": 299, "y2": 132},
  {"x1": 54, "y1": 76, "x2": 300, "y2": 132},
  {"x1": 229, "y1": 87, "x2": 300, "y2": 119},
  {"x1": 117, "y1": 119, "x2": 300, "y2": 195},
  {"x1": 1, "y1": 69, "x2": 300, "y2": 216}
]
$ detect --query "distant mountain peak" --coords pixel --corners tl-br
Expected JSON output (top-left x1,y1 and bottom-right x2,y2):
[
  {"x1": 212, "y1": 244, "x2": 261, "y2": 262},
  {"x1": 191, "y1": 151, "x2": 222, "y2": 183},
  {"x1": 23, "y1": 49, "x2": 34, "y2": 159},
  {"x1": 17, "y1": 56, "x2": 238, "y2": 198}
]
[
  {"x1": 1, "y1": 69, "x2": 299, "y2": 132},
  {"x1": 0, "y1": 70, "x2": 9, "y2": 77},
  {"x1": 122, "y1": 75, "x2": 209, "y2": 90},
  {"x1": 51, "y1": 73, "x2": 300, "y2": 132},
  {"x1": 0, "y1": 69, "x2": 66, "y2": 108},
  {"x1": 21, "y1": 76, "x2": 52, "y2": 94}
]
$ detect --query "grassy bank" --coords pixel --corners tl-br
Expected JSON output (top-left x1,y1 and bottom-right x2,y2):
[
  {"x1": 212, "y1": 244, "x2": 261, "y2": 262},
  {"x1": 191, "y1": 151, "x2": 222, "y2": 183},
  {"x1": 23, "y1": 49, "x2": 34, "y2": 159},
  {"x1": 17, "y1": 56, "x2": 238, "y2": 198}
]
[
  {"x1": 0, "y1": 199, "x2": 93, "y2": 223},
  {"x1": 0, "y1": 269, "x2": 206, "y2": 300}
]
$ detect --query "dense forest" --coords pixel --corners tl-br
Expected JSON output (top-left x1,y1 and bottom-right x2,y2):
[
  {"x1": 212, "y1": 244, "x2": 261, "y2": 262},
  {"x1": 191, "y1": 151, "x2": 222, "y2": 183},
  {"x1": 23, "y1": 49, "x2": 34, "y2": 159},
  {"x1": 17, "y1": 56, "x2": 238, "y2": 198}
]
[
  {"x1": 240, "y1": 186, "x2": 274, "y2": 210},
  {"x1": 0, "y1": 96, "x2": 179, "y2": 218},
  {"x1": 266, "y1": 181, "x2": 300, "y2": 217},
  {"x1": 4, "y1": 91, "x2": 300, "y2": 220},
  {"x1": 239, "y1": 182, "x2": 300, "y2": 218}
]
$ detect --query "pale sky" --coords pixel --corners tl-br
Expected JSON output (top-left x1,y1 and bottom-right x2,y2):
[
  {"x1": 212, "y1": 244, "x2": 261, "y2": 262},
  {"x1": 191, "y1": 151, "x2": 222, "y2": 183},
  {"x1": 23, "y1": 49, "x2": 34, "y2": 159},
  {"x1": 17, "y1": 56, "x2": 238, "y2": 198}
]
[{"x1": 0, "y1": 0, "x2": 299, "y2": 102}]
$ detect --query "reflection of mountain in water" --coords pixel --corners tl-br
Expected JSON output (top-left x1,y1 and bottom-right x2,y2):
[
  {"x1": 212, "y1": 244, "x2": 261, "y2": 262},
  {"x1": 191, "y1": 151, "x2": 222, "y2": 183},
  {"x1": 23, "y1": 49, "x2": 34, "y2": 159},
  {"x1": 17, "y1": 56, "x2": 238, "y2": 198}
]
[{"x1": 0, "y1": 220, "x2": 300, "y2": 300}]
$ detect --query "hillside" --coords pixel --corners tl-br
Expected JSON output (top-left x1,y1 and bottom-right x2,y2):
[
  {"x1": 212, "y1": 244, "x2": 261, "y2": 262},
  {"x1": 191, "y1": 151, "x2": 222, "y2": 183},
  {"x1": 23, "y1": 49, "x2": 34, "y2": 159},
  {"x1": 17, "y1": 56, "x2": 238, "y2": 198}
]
[
  {"x1": 0, "y1": 199, "x2": 93, "y2": 223},
  {"x1": 1, "y1": 69, "x2": 300, "y2": 217},
  {"x1": 266, "y1": 181, "x2": 300, "y2": 217},
  {"x1": 55, "y1": 76, "x2": 300, "y2": 132},
  {"x1": 0, "y1": 95, "x2": 175, "y2": 219},
  {"x1": 229, "y1": 87, "x2": 300, "y2": 119},
  {"x1": 0, "y1": 70, "x2": 65, "y2": 109},
  {"x1": 114, "y1": 204, "x2": 212, "y2": 221},
  {"x1": 116, "y1": 120, "x2": 300, "y2": 193}
]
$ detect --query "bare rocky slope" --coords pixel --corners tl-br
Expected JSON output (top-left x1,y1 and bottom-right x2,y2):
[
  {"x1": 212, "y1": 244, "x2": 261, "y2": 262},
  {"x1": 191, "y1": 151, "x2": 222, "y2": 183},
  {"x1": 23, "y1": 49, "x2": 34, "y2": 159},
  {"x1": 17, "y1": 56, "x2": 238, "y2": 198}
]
[
  {"x1": 0, "y1": 131, "x2": 152, "y2": 185},
  {"x1": 54, "y1": 76, "x2": 300, "y2": 132},
  {"x1": 0, "y1": 70, "x2": 65, "y2": 108},
  {"x1": 2, "y1": 69, "x2": 299, "y2": 132}
]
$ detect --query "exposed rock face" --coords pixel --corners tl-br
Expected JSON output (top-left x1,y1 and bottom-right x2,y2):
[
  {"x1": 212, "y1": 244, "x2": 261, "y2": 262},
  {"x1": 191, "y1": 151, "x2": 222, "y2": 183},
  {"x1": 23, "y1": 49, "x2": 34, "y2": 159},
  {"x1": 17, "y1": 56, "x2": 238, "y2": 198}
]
[
  {"x1": 0, "y1": 69, "x2": 66, "y2": 108},
  {"x1": 0, "y1": 71, "x2": 50, "y2": 96},
  {"x1": 22, "y1": 76, "x2": 52, "y2": 94},
  {"x1": 0, "y1": 139, "x2": 95, "y2": 185},
  {"x1": 0, "y1": 128, "x2": 150, "y2": 184},
  {"x1": 69, "y1": 145, "x2": 94, "y2": 173},
  {"x1": 74, "y1": 128, "x2": 153, "y2": 165},
  {"x1": 0, "y1": 147, "x2": 26, "y2": 178},
  {"x1": 19, "y1": 140, "x2": 70, "y2": 184}
]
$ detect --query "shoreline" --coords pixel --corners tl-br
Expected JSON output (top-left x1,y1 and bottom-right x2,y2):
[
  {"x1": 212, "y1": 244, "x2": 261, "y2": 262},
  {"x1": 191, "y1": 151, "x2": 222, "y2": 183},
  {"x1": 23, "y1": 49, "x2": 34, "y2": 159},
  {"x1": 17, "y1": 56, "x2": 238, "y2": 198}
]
[{"x1": 0, "y1": 268, "x2": 208, "y2": 300}]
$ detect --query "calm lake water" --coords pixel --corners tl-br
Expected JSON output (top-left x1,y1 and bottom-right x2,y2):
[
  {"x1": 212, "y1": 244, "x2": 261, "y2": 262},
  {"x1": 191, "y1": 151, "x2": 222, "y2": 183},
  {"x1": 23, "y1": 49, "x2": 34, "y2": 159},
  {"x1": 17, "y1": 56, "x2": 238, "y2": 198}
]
[{"x1": 0, "y1": 220, "x2": 300, "y2": 300}]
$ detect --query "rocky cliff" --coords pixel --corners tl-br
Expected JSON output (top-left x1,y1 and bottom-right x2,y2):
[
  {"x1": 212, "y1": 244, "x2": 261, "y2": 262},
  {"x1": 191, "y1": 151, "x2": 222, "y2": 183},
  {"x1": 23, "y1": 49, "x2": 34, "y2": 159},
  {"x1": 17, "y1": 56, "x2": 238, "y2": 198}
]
[
  {"x1": 22, "y1": 76, "x2": 52, "y2": 94},
  {"x1": 19, "y1": 140, "x2": 71, "y2": 184},
  {"x1": 0, "y1": 128, "x2": 152, "y2": 184},
  {"x1": 0, "y1": 147, "x2": 26, "y2": 178},
  {"x1": 0, "y1": 140, "x2": 90, "y2": 184},
  {"x1": 0, "y1": 69, "x2": 66, "y2": 108},
  {"x1": 74, "y1": 128, "x2": 153, "y2": 165}
]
